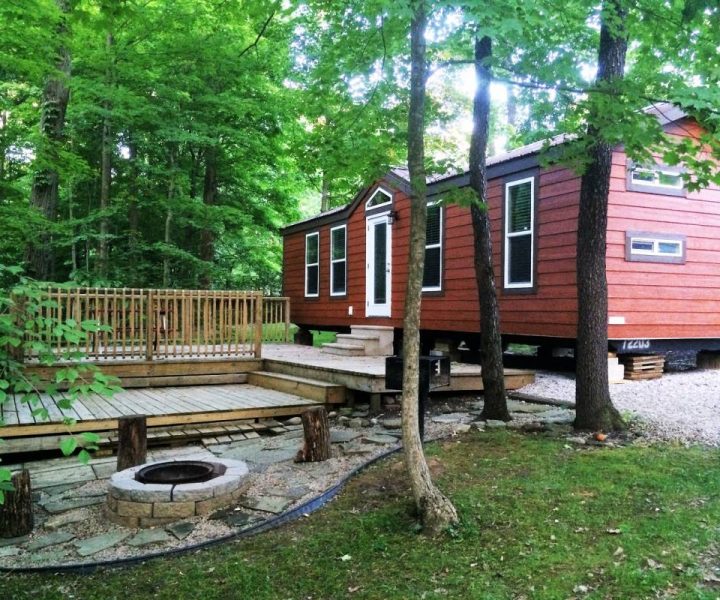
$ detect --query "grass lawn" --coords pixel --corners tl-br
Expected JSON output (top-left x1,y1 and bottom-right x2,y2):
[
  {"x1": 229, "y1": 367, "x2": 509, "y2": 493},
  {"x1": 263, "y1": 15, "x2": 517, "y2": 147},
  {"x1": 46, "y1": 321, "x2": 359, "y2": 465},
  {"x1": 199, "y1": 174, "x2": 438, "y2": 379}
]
[{"x1": 5, "y1": 432, "x2": 720, "y2": 599}]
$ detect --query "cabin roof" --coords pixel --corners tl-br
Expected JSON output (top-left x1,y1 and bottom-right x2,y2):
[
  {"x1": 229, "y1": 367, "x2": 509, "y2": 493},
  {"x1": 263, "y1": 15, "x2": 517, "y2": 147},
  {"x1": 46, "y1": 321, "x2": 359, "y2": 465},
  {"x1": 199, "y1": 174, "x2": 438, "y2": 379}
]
[{"x1": 282, "y1": 102, "x2": 687, "y2": 235}]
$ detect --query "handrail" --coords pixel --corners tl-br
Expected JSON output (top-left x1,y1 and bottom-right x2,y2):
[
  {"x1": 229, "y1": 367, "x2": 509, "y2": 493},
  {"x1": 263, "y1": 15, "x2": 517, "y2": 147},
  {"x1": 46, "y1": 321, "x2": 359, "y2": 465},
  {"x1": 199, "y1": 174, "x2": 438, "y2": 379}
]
[{"x1": 23, "y1": 288, "x2": 291, "y2": 363}]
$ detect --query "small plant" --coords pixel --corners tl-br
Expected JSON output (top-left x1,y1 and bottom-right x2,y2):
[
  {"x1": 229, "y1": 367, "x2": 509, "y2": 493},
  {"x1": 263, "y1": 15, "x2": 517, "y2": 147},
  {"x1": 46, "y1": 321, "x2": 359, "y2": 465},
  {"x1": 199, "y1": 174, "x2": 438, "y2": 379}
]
[{"x1": 0, "y1": 266, "x2": 120, "y2": 502}]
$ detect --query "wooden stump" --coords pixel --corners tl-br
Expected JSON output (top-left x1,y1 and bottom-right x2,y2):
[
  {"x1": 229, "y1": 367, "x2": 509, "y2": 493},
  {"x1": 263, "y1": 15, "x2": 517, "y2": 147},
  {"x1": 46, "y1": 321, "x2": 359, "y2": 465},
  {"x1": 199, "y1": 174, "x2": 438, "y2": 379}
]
[
  {"x1": 117, "y1": 415, "x2": 147, "y2": 471},
  {"x1": 697, "y1": 350, "x2": 720, "y2": 370},
  {"x1": 295, "y1": 407, "x2": 331, "y2": 463},
  {"x1": 0, "y1": 470, "x2": 33, "y2": 538}
]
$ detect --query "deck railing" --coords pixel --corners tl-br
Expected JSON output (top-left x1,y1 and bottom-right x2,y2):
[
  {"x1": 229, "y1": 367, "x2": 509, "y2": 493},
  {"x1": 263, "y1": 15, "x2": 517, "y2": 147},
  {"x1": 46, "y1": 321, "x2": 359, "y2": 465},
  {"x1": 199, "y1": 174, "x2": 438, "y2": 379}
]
[{"x1": 26, "y1": 288, "x2": 291, "y2": 362}]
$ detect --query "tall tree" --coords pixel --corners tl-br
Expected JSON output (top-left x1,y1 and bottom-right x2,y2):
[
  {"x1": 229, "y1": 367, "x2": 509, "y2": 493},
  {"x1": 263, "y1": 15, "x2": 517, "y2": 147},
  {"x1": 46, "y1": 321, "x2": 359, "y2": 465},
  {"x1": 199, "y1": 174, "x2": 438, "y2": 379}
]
[
  {"x1": 26, "y1": 0, "x2": 72, "y2": 280},
  {"x1": 574, "y1": 0, "x2": 627, "y2": 431},
  {"x1": 468, "y1": 35, "x2": 509, "y2": 421},
  {"x1": 402, "y1": 0, "x2": 458, "y2": 537}
]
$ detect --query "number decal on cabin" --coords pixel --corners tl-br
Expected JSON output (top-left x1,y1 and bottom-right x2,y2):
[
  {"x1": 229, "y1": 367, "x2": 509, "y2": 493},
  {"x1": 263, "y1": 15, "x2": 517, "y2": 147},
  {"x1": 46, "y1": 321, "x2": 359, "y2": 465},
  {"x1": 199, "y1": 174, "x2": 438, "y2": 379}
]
[{"x1": 620, "y1": 339, "x2": 651, "y2": 351}]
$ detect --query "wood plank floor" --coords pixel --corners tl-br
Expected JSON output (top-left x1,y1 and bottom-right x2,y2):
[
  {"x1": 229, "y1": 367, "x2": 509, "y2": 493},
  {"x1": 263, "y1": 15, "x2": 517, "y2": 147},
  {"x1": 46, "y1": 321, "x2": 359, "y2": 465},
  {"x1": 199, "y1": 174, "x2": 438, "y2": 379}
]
[{"x1": 0, "y1": 384, "x2": 319, "y2": 438}]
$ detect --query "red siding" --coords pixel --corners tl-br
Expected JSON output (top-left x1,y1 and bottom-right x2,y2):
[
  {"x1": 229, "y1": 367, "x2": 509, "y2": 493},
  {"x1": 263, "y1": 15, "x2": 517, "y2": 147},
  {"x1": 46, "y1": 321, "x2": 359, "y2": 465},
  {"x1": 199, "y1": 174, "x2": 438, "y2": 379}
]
[
  {"x1": 284, "y1": 167, "x2": 582, "y2": 339},
  {"x1": 285, "y1": 119, "x2": 720, "y2": 343},
  {"x1": 607, "y1": 124, "x2": 720, "y2": 339}
]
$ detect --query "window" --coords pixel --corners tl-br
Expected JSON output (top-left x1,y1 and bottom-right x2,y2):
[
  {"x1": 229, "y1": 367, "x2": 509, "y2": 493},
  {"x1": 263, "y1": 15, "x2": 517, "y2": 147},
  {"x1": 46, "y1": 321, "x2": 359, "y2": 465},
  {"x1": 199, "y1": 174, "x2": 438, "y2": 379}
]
[
  {"x1": 305, "y1": 232, "x2": 319, "y2": 297},
  {"x1": 422, "y1": 202, "x2": 442, "y2": 291},
  {"x1": 504, "y1": 177, "x2": 535, "y2": 289},
  {"x1": 627, "y1": 163, "x2": 685, "y2": 196},
  {"x1": 330, "y1": 225, "x2": 347, "y2": 296},
  {"x1": 365, "y1": 188, "x2": 392, "y2": 209},
  {"x1": 625, "y1": 231, "x2": 686, "y2": 264}
]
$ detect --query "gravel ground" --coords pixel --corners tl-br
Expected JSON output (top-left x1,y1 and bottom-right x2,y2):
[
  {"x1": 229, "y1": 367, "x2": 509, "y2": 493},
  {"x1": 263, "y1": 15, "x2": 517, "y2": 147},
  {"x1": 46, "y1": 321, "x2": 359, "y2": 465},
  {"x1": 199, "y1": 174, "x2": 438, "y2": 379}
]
[{"x1": 517, "y1": 369, "x2": 720, "y2": 446}]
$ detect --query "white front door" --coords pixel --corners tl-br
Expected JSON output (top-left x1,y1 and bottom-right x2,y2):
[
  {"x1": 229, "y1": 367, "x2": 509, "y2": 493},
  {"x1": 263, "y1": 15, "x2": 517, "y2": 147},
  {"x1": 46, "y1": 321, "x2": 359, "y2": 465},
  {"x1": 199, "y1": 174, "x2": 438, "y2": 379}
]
[{"x1": 366, "y1": 213, "x2": 392, "y2": 317}]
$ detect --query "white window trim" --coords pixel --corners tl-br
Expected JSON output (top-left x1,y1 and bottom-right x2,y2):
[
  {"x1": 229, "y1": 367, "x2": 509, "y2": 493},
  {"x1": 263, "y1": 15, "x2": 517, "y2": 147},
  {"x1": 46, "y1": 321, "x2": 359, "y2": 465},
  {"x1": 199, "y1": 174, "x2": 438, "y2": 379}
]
[
  {"x1": 630, "y1": 167, "x2": 684, "y2": 190},
  {"x1": 504, "y1": 176, "x2": 535, "y2": 289},
  {"x1": 304, "y1": 232, "x2": 319, "y2": 297},
  {"x1": 365, "y1": 187, "x2": 393, "y2": 210},
  {"x1": 422, "y1": 202, "x2": 443, "y2": 292},
  {"x1": 330, "y1": 225, "x2": 347, "y2": 296},
  {"x1": 629, "y1": 237, "x2": 683, "y2": 258}
]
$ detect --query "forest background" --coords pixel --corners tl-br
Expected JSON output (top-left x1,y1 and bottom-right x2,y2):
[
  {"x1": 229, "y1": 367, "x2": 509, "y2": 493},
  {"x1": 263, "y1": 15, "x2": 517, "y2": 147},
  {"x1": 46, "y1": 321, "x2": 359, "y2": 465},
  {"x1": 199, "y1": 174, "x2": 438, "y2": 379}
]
[{"x1": 1, "y1": 0, "x2": 718, "y2": 294}]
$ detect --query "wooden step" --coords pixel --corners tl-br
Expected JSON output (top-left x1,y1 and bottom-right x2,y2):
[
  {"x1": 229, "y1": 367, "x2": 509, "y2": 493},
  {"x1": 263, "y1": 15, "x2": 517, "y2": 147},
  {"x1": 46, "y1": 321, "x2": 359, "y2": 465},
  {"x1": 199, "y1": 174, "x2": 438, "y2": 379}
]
[
  {"x1": 248, "y1": 371, "x2": 345, "y2": 404},
  {"x1": 118, "y1": 373, "x2": 248, "y2": 388},
  {"x1": 336, "y1": 334, "x2": 386, "y2": 356},
  {"x1": 320, "y1": 342, "x2": 365, "y2": 356}
]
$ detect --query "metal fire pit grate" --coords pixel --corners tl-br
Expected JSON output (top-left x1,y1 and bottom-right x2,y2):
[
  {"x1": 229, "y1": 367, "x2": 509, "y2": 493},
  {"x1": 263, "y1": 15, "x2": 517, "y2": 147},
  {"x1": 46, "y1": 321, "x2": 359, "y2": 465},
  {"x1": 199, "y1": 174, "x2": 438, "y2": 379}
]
[{"x1": 135, "y1": 460, "x2": 225, "y2": 485}]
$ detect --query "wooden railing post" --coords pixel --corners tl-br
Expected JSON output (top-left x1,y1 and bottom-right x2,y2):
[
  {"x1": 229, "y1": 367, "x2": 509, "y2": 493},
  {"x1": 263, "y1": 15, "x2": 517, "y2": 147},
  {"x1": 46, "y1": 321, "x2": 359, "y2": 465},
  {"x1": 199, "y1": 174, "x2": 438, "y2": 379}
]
[
  {"x1": 8, "y1": 293, "x2": 26, "y2": 363},
  {"x1": 284, "y1": 297, "x2": 291, "y2": 342},
  {"x1": 253, "y1": 293, "x2": 263, "y2": 359},
  {"x1": 145, "y1": 289, "x2": 154, "y2": 361}
]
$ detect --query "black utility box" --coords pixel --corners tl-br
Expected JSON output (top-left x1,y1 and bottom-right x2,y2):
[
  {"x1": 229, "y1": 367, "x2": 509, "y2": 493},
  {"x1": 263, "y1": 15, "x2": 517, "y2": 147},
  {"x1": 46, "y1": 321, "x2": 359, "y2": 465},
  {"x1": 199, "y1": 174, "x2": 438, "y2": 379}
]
[{"x1": 385, "y1": 355, "x2": 450, "y2": 390}]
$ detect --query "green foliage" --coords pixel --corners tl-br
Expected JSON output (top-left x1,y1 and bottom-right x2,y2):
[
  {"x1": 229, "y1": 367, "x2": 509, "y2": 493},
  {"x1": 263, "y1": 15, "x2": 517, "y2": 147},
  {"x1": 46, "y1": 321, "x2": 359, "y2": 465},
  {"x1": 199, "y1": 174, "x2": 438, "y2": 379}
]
[{"x1": 0, "y1": 267, "x2": 120, "y2": 501}]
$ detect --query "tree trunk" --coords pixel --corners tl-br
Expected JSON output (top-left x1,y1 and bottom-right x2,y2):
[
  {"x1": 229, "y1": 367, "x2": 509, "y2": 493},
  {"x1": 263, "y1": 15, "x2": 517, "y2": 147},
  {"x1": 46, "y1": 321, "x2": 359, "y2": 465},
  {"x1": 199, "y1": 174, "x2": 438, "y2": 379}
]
[
  {"x1": 320, "y1": 172, "x2": 330, "y2": 213},
  {"x1": 295, "y1": 407, "x2": 331, "y2": 462},
  {"x1": 402, "y1": 0, "x2": 458, "y2": 537},
  {"x1": 574, "y1": 0, "x2": 627, "y2": 432},
  {"x1": 26, "y1": 0, "x2": 72, "y2": 281},
  {"x1": 468, "y1": 36, "x2": 509, "y2": 422},
  {"x1": 163, "y1": 148, "x2": 175, "y2": 287},
  {"x1": 507, "y1": 87, "x2": 517, "y2": 129},
  {"x1": 117, "y1": 415, "x2": 147, "y2": 471},
  {"x1": 0, "y1": 470, "x2": 33, "y2": 538},
  {"x1": 68, "y1": 180, "x2": 77, "y2": 273},
  {"x1": 199, "y1": 147, "x2": 218, "y2": 289},
  {"x1": 127, "y1": 140, "x2": 140, "y2": 254},
  {"x1": 98, "y1": 32, "x2": 114, "y2": 280}
]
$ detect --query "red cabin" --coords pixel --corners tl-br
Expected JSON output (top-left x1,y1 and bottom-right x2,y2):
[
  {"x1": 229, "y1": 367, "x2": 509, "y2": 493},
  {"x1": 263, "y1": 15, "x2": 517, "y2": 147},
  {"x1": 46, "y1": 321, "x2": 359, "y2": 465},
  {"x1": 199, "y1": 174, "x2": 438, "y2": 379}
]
[{"x1": 281, "y1": 107, "x2": 720, "y2": 357}]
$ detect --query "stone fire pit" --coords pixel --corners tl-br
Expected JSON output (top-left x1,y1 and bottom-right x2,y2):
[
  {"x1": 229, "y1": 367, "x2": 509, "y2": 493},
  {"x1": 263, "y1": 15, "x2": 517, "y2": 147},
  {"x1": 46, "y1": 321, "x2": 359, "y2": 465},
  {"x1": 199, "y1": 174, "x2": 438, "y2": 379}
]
[{"x1": 106, "y1": 458, "x2": 249, "y2": 528}]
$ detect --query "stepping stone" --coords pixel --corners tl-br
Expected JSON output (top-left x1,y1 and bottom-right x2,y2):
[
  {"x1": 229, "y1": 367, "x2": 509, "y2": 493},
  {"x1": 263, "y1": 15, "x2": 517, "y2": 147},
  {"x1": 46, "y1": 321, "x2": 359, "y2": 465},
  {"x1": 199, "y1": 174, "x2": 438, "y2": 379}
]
[
  {"x1": 42, "y1": 495, "x2": 106, "y2": 514},
  {"x1": 362, "y1": 434, "x2": 399, "y2": 445},
  {"x1": 0, "y1": 546, "x2": 20, "y2": 557},
  {"x1": 0, "y1": 535, "x2": 29, "y2": 547},
  {"x1": 240, "y1": 494, "x2": 293, "y2": 514},
  {"x1": 32, "y1": 549, "x2": 70, "y2": 564},
  {"x1": 32, "y1": 466, "x2": 96, "y2": 489},
  {"x1": 507, "y1": 400, "x2": 555, "y2": 414},
  {"x1": 91, "y1": 462, "x2": 117, "y2": 479},
  {"x1": 221, "y1": 511, "x2": 260, "y2": 528},
  {"x1": 127, "y1": 529, "x2": 172, "y2": 547},
  {"x1": 536, "y1": 409, "x2": 574, "y2": 424},
  {"x1": 343, "y1": 443, "x2": 377, "y2": 455},
  {"x1": 380, "y1": 418, "x2": 403, "y2": 429},
  {"x1": 45, "y1": 508, "x2": 92, "y2": 530},
  {"x1": 285, "y1": 417, "x2": 302, "y2": 425},
  {"x1": 41, "y1": 482, "x2": 86, "y2": 498},
  {"x1": 166, "y1": 521, "x2": 195, "y2": 541},
  {"x1": 27, "y1": 531, "x2": 76, "y2": 551},
  {"x1": 431, "y1": 413, "x2": 470, "y2": 424},
  {"x1": 286, "y1": 485, "x2": 310, "y2": 499},
  {"x1": 330, "y1": 430, "x2": 362, "y2": 443},
  {"x1": 74, "y1": 531, "x2": 131, "y2": 557}
]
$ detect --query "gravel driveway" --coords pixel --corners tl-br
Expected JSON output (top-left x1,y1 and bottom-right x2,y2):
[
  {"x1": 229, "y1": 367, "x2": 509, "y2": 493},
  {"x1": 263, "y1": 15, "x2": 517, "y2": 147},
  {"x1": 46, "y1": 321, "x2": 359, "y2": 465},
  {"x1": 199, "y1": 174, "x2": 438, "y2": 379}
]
[{"x1": 517, "y1": 369, "x2": 720, "y2": 446}]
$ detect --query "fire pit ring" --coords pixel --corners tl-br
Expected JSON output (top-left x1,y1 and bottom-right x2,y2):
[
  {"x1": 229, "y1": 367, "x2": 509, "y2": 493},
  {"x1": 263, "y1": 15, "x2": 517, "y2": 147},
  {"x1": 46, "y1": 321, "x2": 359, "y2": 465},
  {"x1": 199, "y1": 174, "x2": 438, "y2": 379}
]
[
  {"x1": 106, "y1": 457, "x2": 249, "y2": 528},
  {"x1": 136, "y1": 460, "x2": 225, "y2": 485}
]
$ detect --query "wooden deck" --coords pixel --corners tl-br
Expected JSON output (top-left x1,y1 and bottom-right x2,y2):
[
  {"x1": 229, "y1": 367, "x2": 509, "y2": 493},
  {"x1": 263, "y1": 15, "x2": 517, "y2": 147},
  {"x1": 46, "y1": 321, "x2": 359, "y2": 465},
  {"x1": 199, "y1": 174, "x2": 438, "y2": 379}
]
[
  {"x1": 261, "y1": 344, "x2": 536, "y2": 394},
  {"x1": 0, "y1": 384, "x2": 319, "y2": 438},
  {"x1": 2, "y1": 343, "x2": 535, "y2": 443}
]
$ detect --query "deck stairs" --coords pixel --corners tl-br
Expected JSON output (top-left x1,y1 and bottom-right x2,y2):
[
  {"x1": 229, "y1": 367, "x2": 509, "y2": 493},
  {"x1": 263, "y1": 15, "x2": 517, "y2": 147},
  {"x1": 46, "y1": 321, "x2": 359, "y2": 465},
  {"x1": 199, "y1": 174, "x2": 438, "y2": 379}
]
[
  {"x1": 248, "y1": 371, "x2": 345, "y2": 404},
  {"x1": 321, "y1": 325, "x2": 394, "y2": 357}
]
